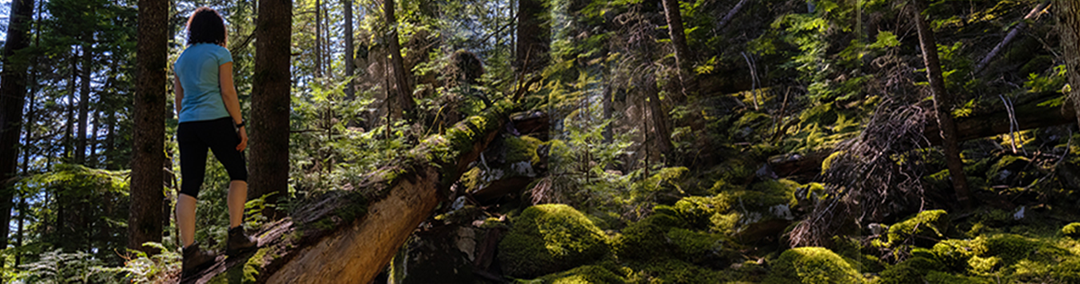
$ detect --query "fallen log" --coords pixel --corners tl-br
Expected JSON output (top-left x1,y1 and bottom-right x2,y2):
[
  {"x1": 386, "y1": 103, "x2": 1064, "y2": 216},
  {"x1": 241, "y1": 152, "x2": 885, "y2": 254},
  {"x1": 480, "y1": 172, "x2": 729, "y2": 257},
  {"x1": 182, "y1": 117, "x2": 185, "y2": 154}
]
[
  {"x1": 180, "y1": 98, "x2": 521, "y2": 283},
  {"x1": 774, "y1": 91, "x2": 1074, "y2": 177}
]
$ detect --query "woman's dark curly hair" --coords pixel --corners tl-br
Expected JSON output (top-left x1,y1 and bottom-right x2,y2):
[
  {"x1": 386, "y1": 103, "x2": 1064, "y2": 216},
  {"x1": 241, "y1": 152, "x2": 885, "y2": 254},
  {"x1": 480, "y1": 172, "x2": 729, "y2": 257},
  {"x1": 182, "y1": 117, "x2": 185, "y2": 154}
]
[{"x1": 186, "y1": 7, "x2": 227, "y2": 46}]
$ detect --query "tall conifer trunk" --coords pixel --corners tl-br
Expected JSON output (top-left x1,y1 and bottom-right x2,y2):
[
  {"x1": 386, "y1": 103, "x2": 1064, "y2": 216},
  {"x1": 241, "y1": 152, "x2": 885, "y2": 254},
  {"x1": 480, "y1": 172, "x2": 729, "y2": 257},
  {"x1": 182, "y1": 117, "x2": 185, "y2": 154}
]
[
  {"x1": 251, "y1": 0, "x2": 293, "y2": 219},
  {"x1": 516, "y1": 0, "x2": 548, "y2": 73},
  {"x1": 0, "y1": 0, "x2": 35, "y2": 259},
  {"x1": 912, "y1": 0, "x2": 972, "y2": 208},
  {"x1": 384, "y1": 0, "x2": 414, "y2": 120},
  {"x1": 344, "y1": 0, "x2": 355, "y2": 99},
  {"x1": 1057, "y1": 0, "x2": 1080, "y2": 128},
  {"x1": 661, "y1": 0, "x2": 691, "y2": 94},
  {"x1": 129, "y1": 0, "x2": 167, "y2": 254},
  {"x1": 75, "y1": 39, "x2": 92, "y2": 165}
]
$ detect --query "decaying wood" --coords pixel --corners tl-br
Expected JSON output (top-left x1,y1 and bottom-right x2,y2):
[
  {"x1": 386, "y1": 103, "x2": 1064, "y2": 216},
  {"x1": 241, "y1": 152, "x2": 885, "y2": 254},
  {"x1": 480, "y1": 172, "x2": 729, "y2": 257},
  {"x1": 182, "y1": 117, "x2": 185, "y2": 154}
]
[
  {"x1": 773, "y1": 91, "x2": 1074, "y2": 177},
  {"x1": 180, "y1": 98, "x2": 521, "y2": 283}
]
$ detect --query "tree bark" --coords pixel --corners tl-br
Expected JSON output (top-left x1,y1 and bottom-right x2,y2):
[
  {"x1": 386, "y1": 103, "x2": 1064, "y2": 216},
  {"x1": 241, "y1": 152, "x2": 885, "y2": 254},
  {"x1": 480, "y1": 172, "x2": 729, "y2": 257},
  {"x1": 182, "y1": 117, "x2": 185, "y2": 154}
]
[
  {"x1": 182, "y1": 99, "x2": 521, "y2": 284},
  {"x1": 516, "y1": 0, "x2": 548, "y2": 74},
  {"x1": 344, "y1": 0, "x2": 355, "y2": 99},
  {"x1": 75, "y1": 39, "x2": 92, "y2": 165},
  {"x1": 385, "y1": 0, "x2": 415, "y2": 120},
  {"x1": 315, "y1": 0, "x2": 323, "y2": 78},
  {"x1": 661, "y1": 0, "x2": 691, "y2": 74},
  {"x1": 913, "y1": 0, "x2": 972, "y2": 208},
  {"x1": 129, "y1": 0, "x2": 167, "y2": 254},
  {"x1": 1058, "y1": 0, "x2": 1080, "y2": 128},
  {"x1": 251, "y1": 0, "x2": 292, "y2": 220},
  {"x1": 65, "y1": 49, "x2": 76, "y2": 160},
  {"x1": 0, "y1": 0, "x2": 35, "y2": 257}
]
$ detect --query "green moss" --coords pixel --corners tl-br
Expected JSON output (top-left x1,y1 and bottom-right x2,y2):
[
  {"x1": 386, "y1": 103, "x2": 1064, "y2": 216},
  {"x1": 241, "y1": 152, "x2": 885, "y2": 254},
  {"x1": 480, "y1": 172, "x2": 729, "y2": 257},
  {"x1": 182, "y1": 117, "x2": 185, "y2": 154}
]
[
  {"x1": 876, "y1": 257, "x2": 940, "y2": 284},
  {"x1": 924, "y1": 271, "x2": 993, "y2": 284},
  {"x1": 932, "y1": 239, "x2": 979, "y2": 272},
  {"x1": 666, "y1": 228, "x2": 735, "y2": 263},
  {"x1": 635, "y1": 258, "x2": 728, "y2": 284},
  {"x1": 886, "y1": 210, "x2": 949, "y2": 247},
  {"x1": 534, "y1": 265, "x2": 627, "y2": 284},
  {"x1": 498, "y1": 204, "x2": 611, "y2": 278},
  {"x1": 967, "y1": 255, "x2": 1001, "y2": 275},
  {"x1": 1051, "y1": 257, "x2": 1080, "y2": 283},
  {"x1": 764, "y1": 247, "x2": 864, "y2": 284},
  {"x1": 1063, "y1": 223, "x2": 1080, "y2": 239},
  {"x1": 242, "y1": 247, "x2": 272, "y2": 283},
  {"x1": 505, "y1": 135, "x2": 543, "y2": 164},
  {"x1": 614, "y1": 213, "x2": 684, "y2": 261}
]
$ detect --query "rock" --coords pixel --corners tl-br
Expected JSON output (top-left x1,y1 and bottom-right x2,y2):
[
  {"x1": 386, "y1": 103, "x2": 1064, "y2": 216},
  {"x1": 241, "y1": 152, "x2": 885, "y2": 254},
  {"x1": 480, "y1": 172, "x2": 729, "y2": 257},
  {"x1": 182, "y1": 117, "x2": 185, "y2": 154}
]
[
  {"x1": 763, "y1": 247, "x2": 864, "y2": 284},
  {"x1": 497, "y1": 204, "x2": 610, "y2": 278}
]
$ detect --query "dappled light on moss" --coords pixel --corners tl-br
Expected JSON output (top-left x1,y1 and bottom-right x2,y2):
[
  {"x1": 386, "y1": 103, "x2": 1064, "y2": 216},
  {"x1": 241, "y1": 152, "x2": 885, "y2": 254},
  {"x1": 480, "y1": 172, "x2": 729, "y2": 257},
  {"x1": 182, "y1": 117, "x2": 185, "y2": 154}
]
[
  {"x1": 764, "y1": 247, "x2": 864, "y2": 284},
  {"x1": 497, "y1": 204, "x2": 611, "y2": 278}
]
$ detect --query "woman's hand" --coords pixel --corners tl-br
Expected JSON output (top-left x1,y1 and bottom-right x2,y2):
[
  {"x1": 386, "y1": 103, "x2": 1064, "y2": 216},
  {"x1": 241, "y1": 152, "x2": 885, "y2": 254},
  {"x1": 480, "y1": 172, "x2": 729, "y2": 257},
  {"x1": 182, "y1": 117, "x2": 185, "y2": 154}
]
[{"x1": 236, "y1": 126, "x2": 248, "y2": 151}]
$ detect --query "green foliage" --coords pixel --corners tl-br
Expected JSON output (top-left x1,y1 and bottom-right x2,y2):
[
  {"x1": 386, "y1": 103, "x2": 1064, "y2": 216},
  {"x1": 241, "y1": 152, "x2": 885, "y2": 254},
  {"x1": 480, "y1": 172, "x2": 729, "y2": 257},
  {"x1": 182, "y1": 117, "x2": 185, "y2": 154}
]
[
  {"x1": 100, "y1": 243, "x2": 181, "y2": 283},
  {"x1": 764, "y1": 247, "x2": 864, "y2": 284},
  {"x1": 14, "y1": 249, "x2": 121, "y2": 283},
  {"x1": 498, "y1": 204, "x2": 611, "y2": 278},
  {"x1": 875, "y1": 257, "x2": 940, "y2": 284}
]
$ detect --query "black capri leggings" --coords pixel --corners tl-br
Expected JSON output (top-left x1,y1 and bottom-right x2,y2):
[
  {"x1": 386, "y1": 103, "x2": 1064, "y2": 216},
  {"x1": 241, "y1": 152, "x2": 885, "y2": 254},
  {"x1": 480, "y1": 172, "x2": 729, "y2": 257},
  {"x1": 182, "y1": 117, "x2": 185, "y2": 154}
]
[{"x1": 178, "y1": 117, "x2": 248, "y2": 197}]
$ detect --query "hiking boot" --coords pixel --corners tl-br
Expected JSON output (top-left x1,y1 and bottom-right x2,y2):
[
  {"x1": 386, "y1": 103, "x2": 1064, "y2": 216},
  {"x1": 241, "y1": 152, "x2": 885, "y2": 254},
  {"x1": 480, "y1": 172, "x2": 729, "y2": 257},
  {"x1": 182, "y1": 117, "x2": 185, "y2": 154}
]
[
  {"x1": 226, "y1": 226, "x2": 257, "y2": 256},
  {"x1": 182, "y1": 242, "x2": 216, "y2": 275}
]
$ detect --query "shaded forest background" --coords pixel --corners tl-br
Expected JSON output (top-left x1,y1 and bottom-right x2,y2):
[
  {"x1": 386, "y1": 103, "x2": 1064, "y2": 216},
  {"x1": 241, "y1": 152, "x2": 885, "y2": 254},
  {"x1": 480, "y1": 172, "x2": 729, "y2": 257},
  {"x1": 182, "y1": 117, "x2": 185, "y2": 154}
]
[{"x1": 0, "y1": 0, "x2": 1080, "y2": 283}]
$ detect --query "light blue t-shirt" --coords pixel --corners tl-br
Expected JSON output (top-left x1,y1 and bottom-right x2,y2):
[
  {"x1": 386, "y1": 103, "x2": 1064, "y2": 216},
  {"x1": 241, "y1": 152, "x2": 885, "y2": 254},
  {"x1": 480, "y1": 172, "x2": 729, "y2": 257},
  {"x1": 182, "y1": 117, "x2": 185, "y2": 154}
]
[{"x1": 175, "y1": 43, "x2": 233, "y2": 123}]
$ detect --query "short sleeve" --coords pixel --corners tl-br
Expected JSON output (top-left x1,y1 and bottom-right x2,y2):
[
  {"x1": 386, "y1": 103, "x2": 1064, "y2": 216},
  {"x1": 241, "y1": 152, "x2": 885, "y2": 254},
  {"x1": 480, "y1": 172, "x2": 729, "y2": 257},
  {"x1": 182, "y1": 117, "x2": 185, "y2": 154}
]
[{"x1": 216, "y1": 46, "x2": 234, "y2": 66}]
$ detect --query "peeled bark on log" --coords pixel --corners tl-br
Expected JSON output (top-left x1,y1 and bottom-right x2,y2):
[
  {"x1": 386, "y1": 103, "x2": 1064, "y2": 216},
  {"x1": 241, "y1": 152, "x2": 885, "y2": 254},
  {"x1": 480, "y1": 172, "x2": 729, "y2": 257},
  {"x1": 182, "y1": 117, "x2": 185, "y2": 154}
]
[
  {"x1": 974, "y1": 1, "x2": 1050, "y2": 75},
  {"x1": 180, "y1": 100, "x2": 518, "y2": 284},
  {"x1": 773, "y1": 91, "x2": 1073, "y2": 178}
]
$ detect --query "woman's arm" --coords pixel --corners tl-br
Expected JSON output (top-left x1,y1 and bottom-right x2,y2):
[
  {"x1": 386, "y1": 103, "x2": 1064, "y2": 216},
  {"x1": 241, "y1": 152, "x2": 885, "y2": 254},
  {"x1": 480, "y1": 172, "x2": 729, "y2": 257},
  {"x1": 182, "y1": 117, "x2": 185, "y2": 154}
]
[
  {"x1": 219, "y1": 62, "x2": 248, "y2": 151},
  {"x1": 174, "y1": 74, "x2": 184, "y2": 116}
]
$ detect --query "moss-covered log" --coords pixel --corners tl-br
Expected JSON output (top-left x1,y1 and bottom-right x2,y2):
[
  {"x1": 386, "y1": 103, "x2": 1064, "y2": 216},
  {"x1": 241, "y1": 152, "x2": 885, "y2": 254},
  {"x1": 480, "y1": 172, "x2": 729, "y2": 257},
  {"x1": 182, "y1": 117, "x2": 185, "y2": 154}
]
[
  {"x1": 774, "y1": 91, "x2": 1074, "y2": 177},
  {"x1": 180, "y1": 100, "x2": 518, "y2": 284}
]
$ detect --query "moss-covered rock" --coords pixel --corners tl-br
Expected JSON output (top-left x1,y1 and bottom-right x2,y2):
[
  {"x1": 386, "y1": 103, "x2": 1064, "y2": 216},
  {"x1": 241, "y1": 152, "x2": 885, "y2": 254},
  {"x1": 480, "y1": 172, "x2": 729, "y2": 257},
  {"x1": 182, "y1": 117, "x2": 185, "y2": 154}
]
[
  {"x1": 1063, "y1": 222, "x2": 1080, "y2": 239},
  {"x1": 923, "y1": 271, "x2": 993, "y2": 284},
  {"x1": 875, "y1": 256, "x2": 940, "y2": 284},
  {"x1": 498, "y1": 204, "x2": 611, "y2": 278},
  {"x1": 614, "y1": 213, "x2": 684, "y2": 262},
  {"x1": 764, "y1": 247, "x2": 864, "y2": 284},
  {"x1": 533, "y1": 264, "x2": 628, "y2": 284},
  {"x1": 886, "y1": 210, "x2": 950, "y2": 247},
  {"x1": 932, "y1": 239, "x2": 979, "y2": 272},
  {"x1": 632, "y1": 258, "x2": 729, "y2": 284}
]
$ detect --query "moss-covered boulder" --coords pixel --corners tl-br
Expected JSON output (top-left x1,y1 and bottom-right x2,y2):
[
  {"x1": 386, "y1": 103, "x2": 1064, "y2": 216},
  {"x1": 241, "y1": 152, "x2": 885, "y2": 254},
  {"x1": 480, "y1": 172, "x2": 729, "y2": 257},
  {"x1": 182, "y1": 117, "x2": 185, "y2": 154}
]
[
  {"x1": 498, "y1": 204, "x2": 610, "y2": 278},
  {"x1": 614, "y1": 212, "x2": 685, "y2": 262},
  {"x1": 533, "y1": 264, "x2": 628, "y2": 284},
  {"x1": 886, "y1": 210, "x2": 949, "y2": 247},
  {"x1": 875, "y1": 256, "x2": 940, "y2": 284},
  {"x1": 1063, "y1": 222, "x2": 1080, "y2": 239},
  {"x1": 764, "y1": 247, "x2": 864, "y2": 284},
  {"x1": 632, "y1": 258, "x2": 729, "y2": 284},
  {"x1": 663, "y1": 179, "x2": 799, "y2": 243}
]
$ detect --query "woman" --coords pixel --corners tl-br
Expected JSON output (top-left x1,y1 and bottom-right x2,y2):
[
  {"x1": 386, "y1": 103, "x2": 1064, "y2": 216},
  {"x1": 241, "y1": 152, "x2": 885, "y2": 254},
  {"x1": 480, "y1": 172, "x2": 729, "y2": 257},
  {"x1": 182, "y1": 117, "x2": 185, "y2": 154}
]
[{"x1": 173, "y1": 7, "x2": 256, "y2": 274}]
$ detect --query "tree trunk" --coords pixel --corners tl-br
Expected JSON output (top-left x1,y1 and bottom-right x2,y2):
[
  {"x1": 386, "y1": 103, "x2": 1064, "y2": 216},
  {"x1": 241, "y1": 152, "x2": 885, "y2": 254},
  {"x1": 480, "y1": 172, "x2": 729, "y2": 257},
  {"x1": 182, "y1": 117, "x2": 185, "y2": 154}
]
[
  {"x1": 661, "y1": 0, "x2": 691, "y2": 74},
  {"x1": 0, "y1": 0, "x2": 35, "y2": 258},
  {"x1": 385, "y1": 0, "x2": 415, "y2": 120},
  {"x1": 1058, "y1": 0, "x2": 1080, "y2": 128},
  {"x1": 315, "y1": 0, "x2": 323, "y2": 78},
  {"x1": 645, "y1": 80, "x2": 673, "y2": 162},
  {"x1": 344, "y1": 0, "x2": 355, "y2": 99},
  {"x1": 182, "y1": 98, "x2": 519, "y2": 284},
  {"x1": 65, "y1": 49, "x2": 77, "y2": 160},
  {"x1": 251, "y1": 0, "x2": 292, "y2": 220},
  {"x1": 516, "y1": 0, "x2": 548, "y2": 74},
  {"x1": 129, "y1": 0, "x2": 167, "y2": 254},
  {"x1": 912, "y1": 0, "x2": 971, "y2": 208},
  {"x1": 75, "y1": 39, "x2": 92, "y2": 165}
]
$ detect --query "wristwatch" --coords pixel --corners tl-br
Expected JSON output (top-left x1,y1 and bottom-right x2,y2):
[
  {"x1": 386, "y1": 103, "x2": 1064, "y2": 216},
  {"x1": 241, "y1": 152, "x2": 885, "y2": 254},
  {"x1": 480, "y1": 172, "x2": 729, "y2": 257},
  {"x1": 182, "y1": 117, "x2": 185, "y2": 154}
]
[{"x1": 235, "y1": 120, "x2": 245, "y2": 128}]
